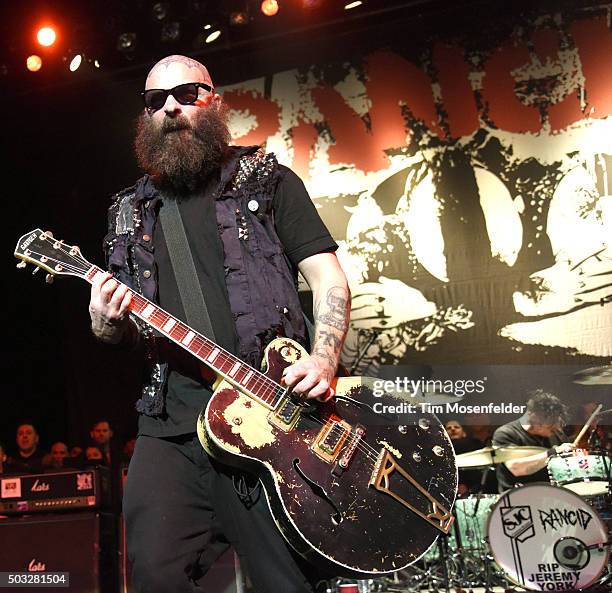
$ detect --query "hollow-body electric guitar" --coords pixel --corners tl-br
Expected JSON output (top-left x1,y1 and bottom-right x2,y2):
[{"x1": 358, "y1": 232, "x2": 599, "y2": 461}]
[{"x1": 15, "y1": 229, "x2": 457, "y2": 577}]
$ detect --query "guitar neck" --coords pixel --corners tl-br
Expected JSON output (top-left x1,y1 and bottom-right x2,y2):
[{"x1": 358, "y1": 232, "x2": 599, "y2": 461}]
[{"x1": 85, "y1": 266, "x2": 285, "y2": 410}]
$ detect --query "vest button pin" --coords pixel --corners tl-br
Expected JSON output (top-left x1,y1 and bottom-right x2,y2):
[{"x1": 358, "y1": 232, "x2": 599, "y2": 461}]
[
  {"x1": 143, "y1": 270, "x2": 151, "y2": 278},
  {"x1": 247, "y1": 200, "x2": 259, "y2": 212},
  {"x1": 143, "y1": 234, "x2": 150, "y2": 242}
]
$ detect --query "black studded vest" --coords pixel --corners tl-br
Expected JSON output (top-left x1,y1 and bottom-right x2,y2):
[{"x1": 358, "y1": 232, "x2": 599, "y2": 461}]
[{"x1": 104, "y1": 146, "x2": 307, "y2": 416}]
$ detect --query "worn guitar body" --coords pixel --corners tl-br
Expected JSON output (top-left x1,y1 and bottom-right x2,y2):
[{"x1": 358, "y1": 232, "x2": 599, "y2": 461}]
[
  {"x1": 13, "y1": 230, "x2": 457, "y2": 578},
  {"x1": 198, "y1": 338, "x2": 457, "y2": 577}
]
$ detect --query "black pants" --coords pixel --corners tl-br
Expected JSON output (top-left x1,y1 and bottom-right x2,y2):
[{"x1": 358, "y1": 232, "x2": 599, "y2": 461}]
[{"x1": 123, "y1": 434, "x2": 320, "y2": 593}]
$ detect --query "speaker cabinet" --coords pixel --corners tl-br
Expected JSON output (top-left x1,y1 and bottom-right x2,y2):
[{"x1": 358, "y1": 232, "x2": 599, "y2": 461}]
[{"x1": 0, "y1": 512, "x2": 116, "y2": 593}]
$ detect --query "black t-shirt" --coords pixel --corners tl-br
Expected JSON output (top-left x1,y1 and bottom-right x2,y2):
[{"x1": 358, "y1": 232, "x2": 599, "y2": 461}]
[
  {"x1": 492, "y1": 419, "x2": 564, "y2": 493},
  {"x1": 139, "y1": 165, "x2": 337, "y2": 437},
  {"x1": 4, "y1": 449, "x2": 46, "y2": 474}
]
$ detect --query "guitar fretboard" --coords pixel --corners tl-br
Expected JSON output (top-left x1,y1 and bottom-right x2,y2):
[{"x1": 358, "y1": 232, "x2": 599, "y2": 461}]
[{"x1": 86, "y1": 266, "x2": 286, "y2": 409}]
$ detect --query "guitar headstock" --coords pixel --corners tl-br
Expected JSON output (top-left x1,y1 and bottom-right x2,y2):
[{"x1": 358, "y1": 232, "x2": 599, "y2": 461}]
[{"x1": 14, "y1": 229, "x2": 93, "y2": 281}]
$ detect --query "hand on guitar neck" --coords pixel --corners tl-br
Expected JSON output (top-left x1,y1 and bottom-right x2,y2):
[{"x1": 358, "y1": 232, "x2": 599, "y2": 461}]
[{"x1": 89, "y1": 272, "x2": 138, "y2": 346}]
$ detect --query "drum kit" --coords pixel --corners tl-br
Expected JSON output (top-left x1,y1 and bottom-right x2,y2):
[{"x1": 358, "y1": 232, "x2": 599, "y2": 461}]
[
  {"x1": 377, "y1": 447, "x2": 611, "y2": 593},
  {"x1": 332, "y1": 365, "x2": 612, "y2": 592}
]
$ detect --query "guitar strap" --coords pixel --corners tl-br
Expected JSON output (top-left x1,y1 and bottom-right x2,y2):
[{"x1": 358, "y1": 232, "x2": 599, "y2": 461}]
[{"x1": 158, "y1": 197, "x2": 216, "y2": 341}]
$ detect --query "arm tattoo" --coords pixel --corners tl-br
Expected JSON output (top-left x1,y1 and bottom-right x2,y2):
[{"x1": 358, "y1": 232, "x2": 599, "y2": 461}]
[
  {"x1": 319, "y1": 329, "x2": 342, "y2": 349},
  {"x1": 318, "y1": 287, "x2": 349, "y2": 331},
  {"x1": 311, "y1": 348, "x2": 336, "y2": 367},
  {"x1": 311, "y1": 286, "x2": 350, "y2": 368}
]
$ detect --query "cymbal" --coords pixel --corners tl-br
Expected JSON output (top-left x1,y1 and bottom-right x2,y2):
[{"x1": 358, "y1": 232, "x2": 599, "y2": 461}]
[
  {"x1": 573, "y1": 365, "x2": 612, "y2": 385},
  {"x1": 456, "y1": 446, "x2": 547, "y2": 468}
]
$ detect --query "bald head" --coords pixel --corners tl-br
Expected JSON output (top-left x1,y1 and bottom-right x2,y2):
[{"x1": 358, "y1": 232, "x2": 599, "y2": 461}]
[{"x1": 145, "y1": 55, "x2": 213, "y2": 90}]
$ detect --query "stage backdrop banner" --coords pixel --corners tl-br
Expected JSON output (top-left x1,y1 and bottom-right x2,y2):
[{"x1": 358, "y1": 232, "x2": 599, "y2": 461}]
[{"x1": 220, "y1": 8, "x2": 612, "y2": 371}]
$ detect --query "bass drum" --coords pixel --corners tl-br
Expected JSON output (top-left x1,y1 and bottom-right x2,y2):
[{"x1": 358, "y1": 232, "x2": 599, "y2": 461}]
[{"x1": 487, "y1": 483, "x2": 609, "y2": 591}]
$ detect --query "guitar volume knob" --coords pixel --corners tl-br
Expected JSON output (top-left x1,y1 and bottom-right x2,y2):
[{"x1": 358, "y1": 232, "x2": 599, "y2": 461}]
[
  {"x1": 432, "y1": 445, "x2": 444, "y2": 457},
  {"x1": 418, "y1": 418, "x2": 430, "y2": 430}
]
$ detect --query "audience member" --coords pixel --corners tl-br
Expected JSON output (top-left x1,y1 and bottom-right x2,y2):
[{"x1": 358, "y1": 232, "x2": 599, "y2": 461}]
[
  {"x1": 463, "y1": 412, "x2": 494, "y2": 445},
  {"x1": 70, "y1": 445, "x2": 83, "y2": 458},
  {"x1": 122, "y1": 438, "x2": 137, "y2": 463},
  {"x1": 45, "y1": 441, "x2": 71, "y2": 469},
  {"x1": 4, "y1": 423, "x2": 46, "y2": 474},
  {"x1": 0, "y1": 443, "x2": 8, "y2": 474},
  {"x1": 90, "y1": 420, "x2": 114, "y2": 465},
  {"x1": 446, "y1": 419, "x2": 489, "y2": 496},
  {"x1": 85, "y1": 445, "x2": 105, "y2": 465}
]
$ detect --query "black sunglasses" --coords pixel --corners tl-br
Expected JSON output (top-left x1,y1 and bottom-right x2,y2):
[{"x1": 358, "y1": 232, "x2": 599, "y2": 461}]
[{"x1": 141, "y1": 82, "x2": 214, "y2": 112}]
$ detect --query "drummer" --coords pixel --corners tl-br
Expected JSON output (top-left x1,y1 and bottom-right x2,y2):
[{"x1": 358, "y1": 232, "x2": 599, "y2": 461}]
[{"x1": 492, "y1": 390, "x2": 575, "y2": 493}]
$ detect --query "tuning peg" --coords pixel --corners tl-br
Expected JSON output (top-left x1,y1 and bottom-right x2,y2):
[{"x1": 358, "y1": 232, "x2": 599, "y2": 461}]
[
  {"x1": 45, "y1": 274, "x2": 54, "y2": 284},
  {"x1": 16, "y1": 261, "x2": 26, "y2": 269},
  {"x1": 32, "y1": 266, "x2": 41, "y2": 275},
  {"x1": 45, "y1": 230, "x2": 54, "y2": 238}
]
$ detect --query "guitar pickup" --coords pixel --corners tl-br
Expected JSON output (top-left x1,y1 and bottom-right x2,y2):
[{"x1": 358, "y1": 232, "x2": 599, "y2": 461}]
[
  {"x1": 332, "y1": 425, "x2": 365, "y2": 476},
  {"x1": 311, "y1": 417, "x2": 352, "y2": 464},
  {"x1": 268, "y1": 397, "x2": 301, "y2": 432},
  {"x1": 369, "y1": 448, "x2": 453, "y2": 534}
]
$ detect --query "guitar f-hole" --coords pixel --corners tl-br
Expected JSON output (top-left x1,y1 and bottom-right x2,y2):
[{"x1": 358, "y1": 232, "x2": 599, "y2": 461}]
[{"x1": 292, "y1": 458, "x2": 343, "y2": 526}]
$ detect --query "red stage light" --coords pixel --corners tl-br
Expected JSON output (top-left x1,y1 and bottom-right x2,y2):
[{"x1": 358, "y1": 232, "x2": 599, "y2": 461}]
[
  {"x1": 26, "y1": 55, "x2": 43, "y2": 72},
  {"x1": 37, "y1": 27, "x2": 56, "y2": 47},
  {"x1": 261, "y1": 0, "x2": 279, "y2": 17}
]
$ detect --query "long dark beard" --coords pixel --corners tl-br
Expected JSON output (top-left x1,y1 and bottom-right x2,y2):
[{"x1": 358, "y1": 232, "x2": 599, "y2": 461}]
[{"x1": 134, "y1": 101, "x2": 230, "y2": 193}]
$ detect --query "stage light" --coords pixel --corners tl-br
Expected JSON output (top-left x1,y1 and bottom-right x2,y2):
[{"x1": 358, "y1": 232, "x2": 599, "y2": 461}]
[
  {"x1": 151, "y1": 2, "x2": 170, "y2": 21},
  {"x1": 94, "y1": 59, "x2": 100, "y2": 68},
  {"x1": 230, "y1": 11, "x2": 249, "y2": 26},
  {"x1": 117, "y1": 32, "x2": 137, "y2": 53},
  {"x1": 26, "y1": 55, "x2": 42, "y2": 72},
  {"x1": 344, "y1": 1, "x2": 362, "y2": 9},
  {"x1": 69, "y1": 54, "x2": 82, "y2": 72},
  {"x1": 261, "y1": 0, "x2": 279, "y2": 17},
  {"x1": 205, "y1": 29, "x2": 221, "y2": 43},
  {"x1": 161, "y1": 21, "x2": 181, "y2": 42},
  {"x1": 203, "y1": 24, "x2": 212, "y2": 30},
  {"x1": 37, "y1": 27, "x2": 56, "y2": 47}
]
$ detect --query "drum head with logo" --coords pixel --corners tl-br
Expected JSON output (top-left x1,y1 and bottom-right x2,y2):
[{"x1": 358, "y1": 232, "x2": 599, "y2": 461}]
[{"x1": 487, "y1": 483, "x2": 609, "y2": 591}]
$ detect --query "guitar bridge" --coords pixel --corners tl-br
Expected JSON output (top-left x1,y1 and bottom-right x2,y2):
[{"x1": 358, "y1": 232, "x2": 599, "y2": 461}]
[{"x1": 369, "y1": 448, "x2": 453, "y2": 534}]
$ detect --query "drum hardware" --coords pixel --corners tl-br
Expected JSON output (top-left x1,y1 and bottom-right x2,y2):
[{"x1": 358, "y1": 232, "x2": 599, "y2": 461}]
[
  {"x1": 582, "y1": 540, "x2": 612, "y2": 551},
  {"x1": 554, "y1": 537, "x2": 591, "y2": 570}
]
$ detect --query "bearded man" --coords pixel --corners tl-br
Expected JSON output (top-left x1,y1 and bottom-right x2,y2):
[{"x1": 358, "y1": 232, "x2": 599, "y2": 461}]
[{"x1": 88, "y1": 55, "x2": 349, "y2": 593}]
